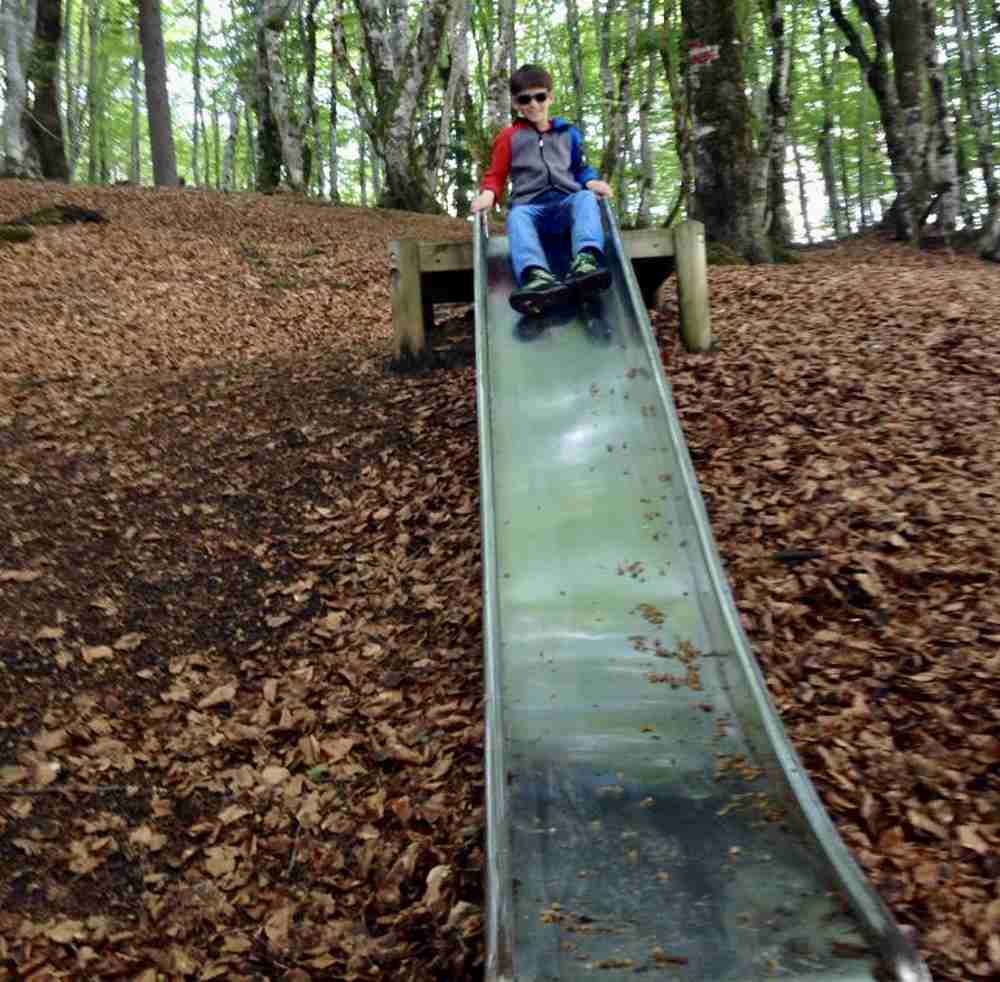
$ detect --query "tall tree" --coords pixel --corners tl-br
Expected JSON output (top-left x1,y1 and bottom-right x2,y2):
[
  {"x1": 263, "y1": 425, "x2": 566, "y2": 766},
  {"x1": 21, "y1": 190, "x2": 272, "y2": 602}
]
[
  {"x1": 299, "y1": 0, "x2": 320, "y2": 189},
  {"x1": 129, "y1": 30, "x2": 142, "y2": 181},
  {"x1": 328, "y1": 18, "x2": 340, "y2": 202},
  {"x1": 254, "y1": 0, "x2": 282, "y2": 191},
  {"x1": 660, "y1": 0, "x2": 693, "y2": 220},
  {"x1": 920, "y1": 0, "x2": 957, "y2": 238},
  {"x1": 681, "y1": 0, "x2": 768, "y2": 260},
  {"x1": 431, "y1": 0, "x2": 470, "y2": 200},
  {"x1": 192, "y1": 0, "x2": 204, "y2": 184},
  {"x1": 137, "y1": 0, "x2": 179, "y2": 185},
  {"x1": 485, "y1": 0, "x2": 515, "y2": 138},
  {"x1": 954, "y1": 0, "x2": 1000, "y2": 258},
  {"x1": 1, "y1": 0, "x2": 41, "y2": 176},
  {"x1": 635, "y1": 0, "x2": 656, "y2": 228},
  {"x1": 565, "y1": 0, "x2": 586, "y2": 133},
  {"x1": 259, "y1": 0, "x2": 305, "y2": 189},
  {"x1": 26, "y1": 0, "x2": 69, "y2": 178},
  {"x1": 66, "y1": 0, "x2": 86, "y2": 176},
  {"x1": 764, "y1": 0, "x2": 793, "y2": 249},
  {"x1": 86, "y1": 0, "x2": 99, "y2": 181},
  {"x1": 222, "y1": 90, "x2": 241, "y2": 189},
  {"x1": 333, "y1": 0, "x2": 457, "y2": 211},
  {"x1": 816, "y1": 2, "x2": 846, "y2": 237},
  {"x1": 829, "y1": 0, "x2": 918, "y2": 241}
]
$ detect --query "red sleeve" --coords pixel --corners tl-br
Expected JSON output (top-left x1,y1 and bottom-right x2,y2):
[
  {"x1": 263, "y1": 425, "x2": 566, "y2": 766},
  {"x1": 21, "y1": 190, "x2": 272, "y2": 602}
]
[{"x1": 481, "y1": 128, "x2": 513, "y2": 203}]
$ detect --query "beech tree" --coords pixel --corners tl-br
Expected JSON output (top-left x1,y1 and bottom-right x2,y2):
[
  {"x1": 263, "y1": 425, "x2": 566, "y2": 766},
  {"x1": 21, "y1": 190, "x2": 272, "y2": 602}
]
[
  {"x1": 7, "y1": 0, "x2": 1000, "y2": 258},
  {"x1": 681, "y1": 0, "x2": 769, "y2": 261},
  {"x1": 258, "y1": 0, "x2": 305, "y2": 190},
  {"x1": 137, "y1": 0, "x2": 178, "y2": 185},
  {"x1": 24, "y1": 0, "x2": 69, "y2": 178},
  {"x1": 1, "y1": 0, "x2": 41, "y2": 177},
  {"x1": 333, "y1": 0, "x2": 458, "y2": 211}
]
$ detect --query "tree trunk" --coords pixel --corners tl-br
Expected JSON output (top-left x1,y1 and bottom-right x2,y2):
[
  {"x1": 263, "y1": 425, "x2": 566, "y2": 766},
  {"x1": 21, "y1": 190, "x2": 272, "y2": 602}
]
[
  {"x1": 953, "y1": 0, "x2": 1000, "y2": 258},
  {"x1": 485, "y1": 0, "x2": 514, "y2": 138},
  {"x1": 954, "y1": 102, "x2": 975, "y2": 229},
  {"x1": 192, "y1": 0, "x2": 203, "y2": 184},
  {"x1": 829, "y1": 0, "x2": 916, "y2": 241},
  {"x1": 1, "y1": 0, "x2": 41, "y2": 176},
  {"x1": 765, "y1": 0, "x2": 793, "y2": 249},
  {"x1": 371, "y1": 138, "x2": 382, "y2": 201},
  {"x1": 328, "y1": 19, "x2": 340, "y2": 202},
  {"x1": 453, "y1": 87, "x2": 476, "y2": 216},
  {"x1": 431, "y1": 0, "x2": 469, "y2": 200},
  {"x1": 681, "y1": 0, "x2": 768, "y2": 261},
  {"x1": 333, "y1": 0, "x2": 457, "y2": 212},
  {"x1": 212, "y1": 99, "x2": 221, "y2": 188},
  {"x1": 598, "y1": 0, "x2": 618, "y2": 177},
  {"x1": 858, "y1": 91, "x2": 869, "y2": 226},
  {"x1": 792, "y1": 139, "x2": 813, "y2": 243},
  {"x1": 66, "y1": 0, "x2": 85, "y2": 177},
  {"x1": 222, "y1": 90, "x2": 240, "y2": 189},
  {"x1": 254, "y1": 15, "x2": 281, "y2": 191},
  {"x1": 888, "y1": 0, "x2": 928, "y2": 225},
  {"x1": 608, "y1": 0, "x2": 639, "y2": 209},
  {"x1": 816, "y1": 1, "x2": 845, "y2": 238},
  {"x1": 26, "y1": 0, "x2": 69, "y2": 179},
  {"x1": 137, "y1": 0, "x2": 178, "y2": 186},
  {"x1": 660, "y1": 0, "x2": 693, "y2": 219},
  {"x1": 919, "y1": 0, "x2": 956, "y2": 238},
  {"x1": 97, "y1": 44, "x2": 109, "y2": 182},
  {"x1": 243, "y1": 89, "x2": 257, "y2": 188},
  {"x1": 86, "y1": 0, "x2": 99, "y2": 182},
  {"x1": 129, "y1": 37, "x2": 141, "y2": 182},
  {"x1": 359, "y1": 131, "x2": 368, "y2": 206},
  {"x1": 300, "y1": 0, "x2": 319, "y2": 188},
  {"x1": 565, "y1": 0, "x2": 586, "y2": 132},
  {"x1": 635, "y1": 0, "x2": 656, "y2": 227},
  {"x1": 62, "y1": 0, "x2": 72, "y2": 139},
  {"x1": 259, "y1": 0, "x2": 304, "y2": 190}
]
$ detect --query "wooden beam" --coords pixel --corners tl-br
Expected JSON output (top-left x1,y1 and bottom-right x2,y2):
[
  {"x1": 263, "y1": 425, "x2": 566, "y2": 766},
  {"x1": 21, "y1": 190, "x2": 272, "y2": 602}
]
[
  {"x1": 390, "y1": 239, "x2": 427, "y2": 365},
  {"x1": 415, "y1": 228, "x2": 674, "y2": 274},
  {"x1": 620, "y1": 228, "x2": 675, "y2": 259},
  {"x1": 672, "y1": 221, "x2": 712, "y2": 352},
  {"x1": 418, "y1": 240, "x2": 474, "y2": 273}
]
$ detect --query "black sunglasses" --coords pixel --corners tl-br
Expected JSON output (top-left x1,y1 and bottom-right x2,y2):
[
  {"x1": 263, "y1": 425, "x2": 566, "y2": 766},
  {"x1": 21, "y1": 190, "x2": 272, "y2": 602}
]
[{"x1": 515, "y1": 92, "x2": 549, "y2": 106}]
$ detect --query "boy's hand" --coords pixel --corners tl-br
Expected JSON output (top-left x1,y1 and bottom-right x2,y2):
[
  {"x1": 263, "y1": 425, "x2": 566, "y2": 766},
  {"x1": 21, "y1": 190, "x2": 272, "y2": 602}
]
[
  {"x1": 586, "y1": 180, "x2": 613, "y2": 198},
  {"x1": 471, "y1": 190, "x2": 496, "y2": 213}
]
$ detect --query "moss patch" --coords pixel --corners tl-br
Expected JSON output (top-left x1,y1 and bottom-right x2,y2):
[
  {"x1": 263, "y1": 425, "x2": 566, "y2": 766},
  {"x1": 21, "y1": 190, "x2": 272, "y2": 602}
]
[{"x1": 0, "y1": 225, "x2": 34, "y2": 243}]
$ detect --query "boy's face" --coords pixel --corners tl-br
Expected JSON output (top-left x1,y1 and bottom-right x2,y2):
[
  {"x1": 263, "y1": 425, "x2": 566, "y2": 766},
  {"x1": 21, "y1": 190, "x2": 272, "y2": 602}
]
[{"x1": 513, "y1": 87, "x2": 553, "y2": 127}]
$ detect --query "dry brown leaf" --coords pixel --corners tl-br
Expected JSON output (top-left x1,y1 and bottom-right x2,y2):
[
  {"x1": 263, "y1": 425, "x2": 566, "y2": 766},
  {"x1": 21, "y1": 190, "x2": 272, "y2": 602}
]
[{"x1": 197, "y1": 682, "x2": 237, "y2": 709}]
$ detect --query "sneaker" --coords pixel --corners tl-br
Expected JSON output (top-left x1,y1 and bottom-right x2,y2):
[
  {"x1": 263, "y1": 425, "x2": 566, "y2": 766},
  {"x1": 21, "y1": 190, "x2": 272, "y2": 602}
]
[
  {"x1": 510, "y1": 266, "x2": 571, "y2": 315},
  {"x1": 567, "y1": 250, "x2": 612, "y2": 295}
]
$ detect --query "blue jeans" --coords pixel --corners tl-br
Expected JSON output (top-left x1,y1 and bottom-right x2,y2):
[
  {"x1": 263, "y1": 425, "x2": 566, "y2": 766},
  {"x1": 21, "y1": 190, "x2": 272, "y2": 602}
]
[{"x1": 508, "y1": 190, "x2": 605, "y2": 284}]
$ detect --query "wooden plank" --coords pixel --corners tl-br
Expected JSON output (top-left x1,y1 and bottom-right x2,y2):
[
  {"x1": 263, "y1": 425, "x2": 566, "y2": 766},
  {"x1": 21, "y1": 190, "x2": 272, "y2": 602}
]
[
  {"x1": 620, "y1": 228, "x2": 675, "y2": 259},
  {"x1": 390, "y1": 239, "x2": 426, "y2": 363},
  {"x1": 418, "y1": 240, "x2": 474, "y2": 273},
  {"x1": 672, "y1": 221, "x2": 712, "y2": 352},
  {"x1": 416, "y1": 228, "x2": 674, "y2": 273}
]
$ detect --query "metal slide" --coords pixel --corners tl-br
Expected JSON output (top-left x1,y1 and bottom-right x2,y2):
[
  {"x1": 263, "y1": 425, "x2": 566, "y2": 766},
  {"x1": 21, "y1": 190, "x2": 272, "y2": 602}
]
[{"x1": 472, "y1": 206, "x2": 930, "y2": 982}]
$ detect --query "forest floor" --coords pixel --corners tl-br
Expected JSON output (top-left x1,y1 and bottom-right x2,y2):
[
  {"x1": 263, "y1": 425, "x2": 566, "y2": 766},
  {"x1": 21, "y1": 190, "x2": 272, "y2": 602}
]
[{"x1": 0, "y1": 180, "x2": 997, "y2": 981}]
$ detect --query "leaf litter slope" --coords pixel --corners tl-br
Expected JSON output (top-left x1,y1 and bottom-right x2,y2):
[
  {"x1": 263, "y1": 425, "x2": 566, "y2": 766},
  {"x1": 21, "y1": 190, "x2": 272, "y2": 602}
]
[{"x1": 0, "y1": 182, "x2": 996, "y2": 980}]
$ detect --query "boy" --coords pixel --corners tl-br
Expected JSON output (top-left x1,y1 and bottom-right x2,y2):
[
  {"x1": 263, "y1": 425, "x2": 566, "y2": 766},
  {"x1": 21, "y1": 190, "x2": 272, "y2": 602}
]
[{"x1": 471, "y1": 64, "x2": 614, "y2": 315}]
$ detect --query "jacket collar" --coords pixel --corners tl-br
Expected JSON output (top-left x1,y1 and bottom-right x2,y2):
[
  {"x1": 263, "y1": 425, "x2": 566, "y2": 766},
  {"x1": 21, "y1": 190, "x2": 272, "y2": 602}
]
[{"x1": 514, "y1": 116, "x2": 570, "y2": 134}]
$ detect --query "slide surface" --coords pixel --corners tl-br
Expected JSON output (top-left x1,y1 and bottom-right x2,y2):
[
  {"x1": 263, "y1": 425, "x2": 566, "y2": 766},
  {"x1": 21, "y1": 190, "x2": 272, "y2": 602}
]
[{"x1": 473, "y1": 208, "x2": 930, "y2": 982}]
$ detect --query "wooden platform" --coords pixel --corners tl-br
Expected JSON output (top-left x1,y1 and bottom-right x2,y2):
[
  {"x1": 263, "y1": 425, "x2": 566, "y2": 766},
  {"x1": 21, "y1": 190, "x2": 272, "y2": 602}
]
[{"x1": 390, "y1": 220, "x2": 710, "y2": 368}]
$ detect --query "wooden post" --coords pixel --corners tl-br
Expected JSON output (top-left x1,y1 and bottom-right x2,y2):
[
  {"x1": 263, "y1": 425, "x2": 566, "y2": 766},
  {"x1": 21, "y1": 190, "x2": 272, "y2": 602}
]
[
  {"x1": 390, "y1": 239, "x2": 426, "y2": 364},
  {"x1": 672, "y1": 220, "x2": 712, "y2": 352}
]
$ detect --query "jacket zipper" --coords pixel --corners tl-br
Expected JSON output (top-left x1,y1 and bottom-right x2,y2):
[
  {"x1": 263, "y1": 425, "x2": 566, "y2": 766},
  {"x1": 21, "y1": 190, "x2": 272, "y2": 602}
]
[{"x1": 537, "y1": 131, "x2": 555, "y2": 190}]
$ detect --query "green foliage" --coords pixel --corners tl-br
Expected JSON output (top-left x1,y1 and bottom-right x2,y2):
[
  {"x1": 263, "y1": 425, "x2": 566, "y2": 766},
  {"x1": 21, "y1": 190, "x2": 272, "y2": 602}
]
[{"x1": 49, "y1": 0, "x2": 1000, "y2": 239}]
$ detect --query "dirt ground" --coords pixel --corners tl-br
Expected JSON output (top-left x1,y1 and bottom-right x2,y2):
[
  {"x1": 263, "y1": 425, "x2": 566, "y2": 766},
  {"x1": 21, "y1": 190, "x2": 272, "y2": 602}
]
[{"x1": 0, "y1": 181, "x2": 997, "y2": 980}]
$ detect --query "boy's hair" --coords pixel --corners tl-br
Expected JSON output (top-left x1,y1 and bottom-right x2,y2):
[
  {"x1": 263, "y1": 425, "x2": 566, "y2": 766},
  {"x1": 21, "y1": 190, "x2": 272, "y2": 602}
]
[{"x1": 510, "y1": 64, "x2": 553, "y2": 96}]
